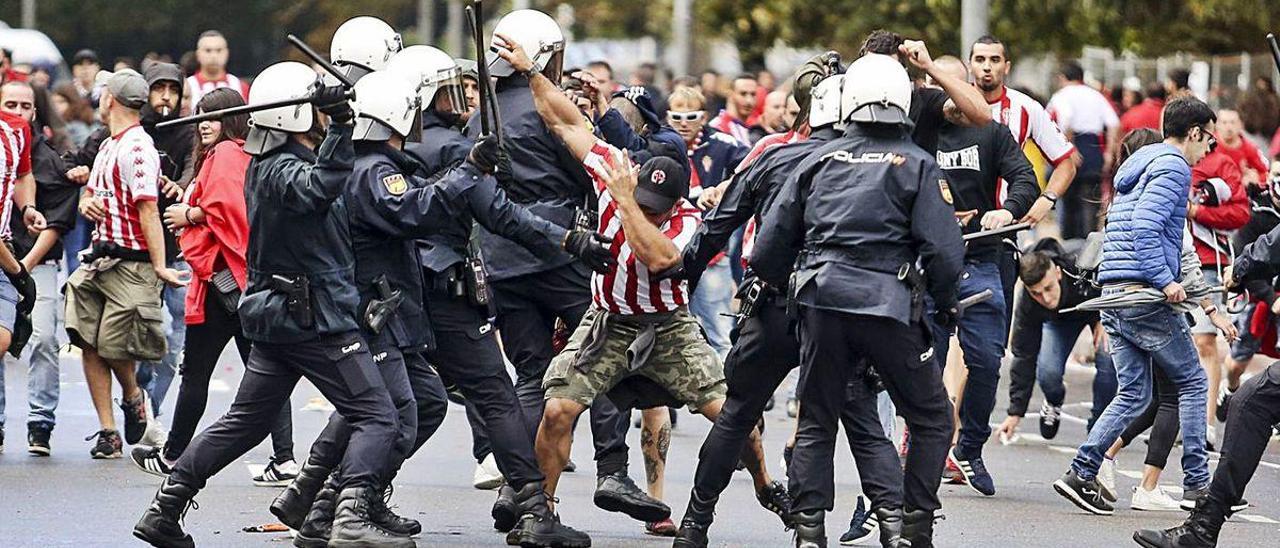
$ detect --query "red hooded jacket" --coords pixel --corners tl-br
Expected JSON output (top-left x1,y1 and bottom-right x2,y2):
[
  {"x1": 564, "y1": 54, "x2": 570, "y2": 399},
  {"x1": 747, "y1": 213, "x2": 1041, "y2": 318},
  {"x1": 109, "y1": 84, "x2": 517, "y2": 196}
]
[
  {"x1": 1188, "y1": 148, "x2": 1250, "y2": 267},
  {"x1": 179, "y1": 139, "x2": 250, "y2": 325}
]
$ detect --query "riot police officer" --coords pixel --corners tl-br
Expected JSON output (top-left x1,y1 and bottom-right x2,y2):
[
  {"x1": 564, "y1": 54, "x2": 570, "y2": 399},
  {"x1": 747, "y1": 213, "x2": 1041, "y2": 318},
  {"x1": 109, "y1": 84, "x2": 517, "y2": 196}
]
[
  {"x1": 329, "y1": 16, "x2": 402, "y2": 82},
  {"x1": 133, "y1": 61, "x2": 409, "y2": 548},
  {"x1": 751, "y1": 54, "x2": 964, "y2": 548},
  {"x1": 388, "y1": 46, "x2": 607, "y2": 544},
  {"x1": 467, "y1": 8, "x2": 661, "y2": 523}
]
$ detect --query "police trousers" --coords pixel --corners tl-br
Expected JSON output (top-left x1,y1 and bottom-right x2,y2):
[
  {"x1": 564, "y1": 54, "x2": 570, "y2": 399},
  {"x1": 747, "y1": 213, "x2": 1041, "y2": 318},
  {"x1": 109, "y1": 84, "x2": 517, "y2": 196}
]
[
  {"x1": 791, "y1": 308, "x2": 953, "y2": 514},
  {"x1": 424, "y1": 279, "x2": 544, "y2": 489},
  {"x1": 1208, "y1": 362, "x2": 1280, "y2": 511},
  {"x1": 490, "y1": 263, "x2": 629, "y2": 475},
  {"x1": 168, "y1": 336, "x2": 397, "y2": 491},
  {"x1": 305, "y1": 342, "x2": 445, "y2": 485},
  {"x1": 689, "y1": 300, "x2": 903, "y2": 522}
]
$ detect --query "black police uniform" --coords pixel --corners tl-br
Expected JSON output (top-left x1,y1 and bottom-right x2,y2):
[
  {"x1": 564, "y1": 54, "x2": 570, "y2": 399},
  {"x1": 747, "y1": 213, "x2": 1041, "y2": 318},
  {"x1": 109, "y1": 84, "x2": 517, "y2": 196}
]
[
  {"x1": 677, "y1": 126, "x2": 907, "y2": 527},
  {"x1": 301, "y1": 141, "x2": 462, "y2": 489},
  {"x1": 753, "y1": 122, "x2": 963, "y2": 519},
  {"x1": 168, "y1": 124, "x2": 400, "y2": 494},
  {"x1": 464, "y1": 75, "x2": 629, "y2": 474}
]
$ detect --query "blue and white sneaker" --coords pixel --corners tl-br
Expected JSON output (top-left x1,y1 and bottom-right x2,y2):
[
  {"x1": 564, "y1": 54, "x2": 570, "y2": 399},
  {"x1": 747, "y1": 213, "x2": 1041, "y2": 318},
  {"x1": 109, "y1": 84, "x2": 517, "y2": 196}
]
[
  {"x1": 950, "y1": 447, "x2": 995, "y2": 496},
  {"x1": 838, "y1": 495, "x2": 879, "y2": 545}
]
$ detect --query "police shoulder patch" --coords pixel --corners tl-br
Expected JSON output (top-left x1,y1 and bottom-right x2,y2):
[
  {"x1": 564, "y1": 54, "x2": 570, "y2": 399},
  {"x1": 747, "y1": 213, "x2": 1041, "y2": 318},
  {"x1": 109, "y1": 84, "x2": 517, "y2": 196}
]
[
  {"x1": 382, "y1": 173, "x2": 408, "y2": 196},
  {"x1": 938, "y1": 179, "x2": 953, "y2": 205}
]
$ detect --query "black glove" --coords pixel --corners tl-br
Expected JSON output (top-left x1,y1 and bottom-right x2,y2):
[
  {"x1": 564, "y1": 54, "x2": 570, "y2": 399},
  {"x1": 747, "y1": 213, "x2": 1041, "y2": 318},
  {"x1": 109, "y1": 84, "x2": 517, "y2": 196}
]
[
  {"x1": 932, "y1": 306, "x2": 958, "y2": 333},
  {"x1": 311, "y1": 83, "x2": 353, "y2": 125},
  {"x1": 563, "y1": 229, "x2": 615, "y2": 274},
  {"x1": 7, "y1": 264, "x2": 34, "y2": 358},
  {"x1": 468, "y1": 134, "x2": 501, "y2": 174},
  {"x1": 7, "y1": 263, "x2": 35, "y2": 310}
]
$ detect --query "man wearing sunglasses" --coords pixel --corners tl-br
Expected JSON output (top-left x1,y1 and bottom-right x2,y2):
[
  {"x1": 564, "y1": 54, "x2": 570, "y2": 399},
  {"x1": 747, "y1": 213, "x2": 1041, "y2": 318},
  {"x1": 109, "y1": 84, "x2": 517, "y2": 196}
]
[
  {"x1": 1184, "y1": 116, "x2": 1249, "y2": 444},
  {"x1": 1053, "y1": 97, "x2": 1220, "y2": 516}
]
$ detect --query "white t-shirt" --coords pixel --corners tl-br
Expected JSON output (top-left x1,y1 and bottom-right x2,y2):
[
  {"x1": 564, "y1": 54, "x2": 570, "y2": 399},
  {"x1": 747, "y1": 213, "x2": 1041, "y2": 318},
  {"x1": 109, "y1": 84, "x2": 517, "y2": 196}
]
[{"x1": 1047, "y1": 83, "x2": 1120, "y2": 136}]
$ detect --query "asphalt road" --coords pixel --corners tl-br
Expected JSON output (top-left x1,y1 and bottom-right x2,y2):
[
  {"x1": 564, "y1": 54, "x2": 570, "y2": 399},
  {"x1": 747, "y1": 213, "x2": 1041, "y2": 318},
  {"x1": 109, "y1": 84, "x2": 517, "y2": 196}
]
[{"x1": 0, "y1": 345, "x2": 1277, "y2": 547}]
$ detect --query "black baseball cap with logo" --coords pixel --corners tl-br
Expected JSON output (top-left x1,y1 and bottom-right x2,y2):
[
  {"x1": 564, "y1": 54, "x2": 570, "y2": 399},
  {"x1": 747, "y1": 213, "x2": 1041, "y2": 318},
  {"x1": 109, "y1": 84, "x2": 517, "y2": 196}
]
[{"x1": 633, "y1": 156, "x2": 689, "y2": 213}]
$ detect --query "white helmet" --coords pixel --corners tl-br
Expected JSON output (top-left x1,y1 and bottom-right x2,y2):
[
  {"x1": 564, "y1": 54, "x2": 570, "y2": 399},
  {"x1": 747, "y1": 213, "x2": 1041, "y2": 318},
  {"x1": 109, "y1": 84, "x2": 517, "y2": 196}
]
[
  {"x1": 352, "y1": 71, "x2": 419, "y2": 141},
  {"x1": 330, "y1": 16, "x2": 403, "y2": 78},
  {"x1": 247, "y1": 61, "x2": 317, "y2": 133},
  {"x1": 385, "y1": 45, "x2": 466, "y2": 115},
  {"x1": 487, "y1": 9, "x2": 565, "y2": 78},
  {"x1": 807, "y1": 75, "x2": 845, "y2": 129},
  {"x1": 841, "y1": 54, "x2": 912, "y2": 125}
]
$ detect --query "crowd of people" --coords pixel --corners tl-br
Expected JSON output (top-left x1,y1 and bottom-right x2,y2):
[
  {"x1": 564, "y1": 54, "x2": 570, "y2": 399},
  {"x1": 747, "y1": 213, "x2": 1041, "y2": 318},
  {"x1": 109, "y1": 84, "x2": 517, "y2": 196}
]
[{"x1": 0, "y1": 9, "x2": 1276, "y2": 548}]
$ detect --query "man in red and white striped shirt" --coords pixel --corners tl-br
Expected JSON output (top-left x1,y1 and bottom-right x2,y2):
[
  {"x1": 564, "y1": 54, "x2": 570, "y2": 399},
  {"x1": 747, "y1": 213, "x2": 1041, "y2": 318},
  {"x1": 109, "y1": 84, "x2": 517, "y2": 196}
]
[
  {"x1": 493, "y1": 36, "x2": 787, "y2": 534},
  {"x1": 66, "y1": 69, "x2": 189, "y2": 459},
  {"x1": 0, "y1": 92, "x2": 46, "y2": 373}
]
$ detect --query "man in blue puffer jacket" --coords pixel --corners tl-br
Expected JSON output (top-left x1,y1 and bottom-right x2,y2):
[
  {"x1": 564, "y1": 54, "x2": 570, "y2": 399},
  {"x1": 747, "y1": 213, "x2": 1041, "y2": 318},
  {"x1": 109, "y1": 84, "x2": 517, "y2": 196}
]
[{"x1": 1052, "y1": 97, "x2": 1220, "y2": 517}]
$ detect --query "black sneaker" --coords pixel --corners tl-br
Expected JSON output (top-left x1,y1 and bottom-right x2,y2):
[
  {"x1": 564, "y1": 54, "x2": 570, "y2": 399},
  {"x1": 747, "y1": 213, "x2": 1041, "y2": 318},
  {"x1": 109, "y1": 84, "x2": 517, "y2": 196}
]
[
  {"x1": 1052, "y1": 469, "x2": 1113, "y2": 515},
  {"x1": 87, "y1": 429, "x2": 123, "y2": 459},
  {"x1": 949, "y1": 448, "x2": 995, "y2": 496},
  {"x1": 118, "y1": 392, "x2": 150, "y2": 445},
  {"x1": 1178, "y1": 486, "x2": 1249, "y2": 513},
  {"x1": 593, "y1": 471, "x2": 670, "y2": 522},
  {"x1": 131, "y1": 445, "x2": 174, "y2": 477},
  {"x1": 839, "y1": 495, "x2": 879, "y2": 545},
  {"x1": 1215, "y1": 386, "x2": 1232, "y2": 423},
  {"x1": 755, "y1": 481, "x2": 793, "y2": 527},
  {"x1": 27, "y1": 424, "x2": 51, "y2": 456},
  {"x1": 1039, "y1": 402, "x2": 1062, "y2": 440}
]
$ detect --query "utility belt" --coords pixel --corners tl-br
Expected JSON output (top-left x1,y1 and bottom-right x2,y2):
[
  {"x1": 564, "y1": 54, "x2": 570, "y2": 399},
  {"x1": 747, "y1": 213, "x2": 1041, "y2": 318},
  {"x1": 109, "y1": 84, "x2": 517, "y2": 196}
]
[
  {"x1": 441, "y1": 254, "x2": 491, "y2": 308},
  {"x1": 84, "y1": 242, "x2": 150, "y2": 263},
  {"x1": 736, "y1": 277, "x2": 778, "y2": 329},
  {"x1": 267, "y1": 273, "x2": 315, "y2": 330},
  {"x1": 363, "y1": 274, "x2": 404, "y2": 335},
  {"x1": 799, "y1": 246, "x2": 914, "y2": 275}
]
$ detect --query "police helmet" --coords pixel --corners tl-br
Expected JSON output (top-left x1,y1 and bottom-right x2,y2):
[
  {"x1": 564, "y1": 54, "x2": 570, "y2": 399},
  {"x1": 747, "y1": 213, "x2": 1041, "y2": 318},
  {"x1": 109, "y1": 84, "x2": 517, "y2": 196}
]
[
  {"x1": 385, "y1": 45, "x2": 467, "y2": 116},
  {"x1": 487, "y1": 9, "x2": 565, "y2": 78},
  {"x1": 841, "y1": 53, "x2": 911, "y2": 125},
  {"x1": 246, "y1": 61, "x2": 317, "y2": 133},
  {"x1": 331, "y1": 16, "x2": 403, "y2": 81},
  {"x1": 807, "y1": 75, "x2": 845, "y2": 129},
  {"x1": 352, "y1": 71, "x2": 419, "y2": 142}
]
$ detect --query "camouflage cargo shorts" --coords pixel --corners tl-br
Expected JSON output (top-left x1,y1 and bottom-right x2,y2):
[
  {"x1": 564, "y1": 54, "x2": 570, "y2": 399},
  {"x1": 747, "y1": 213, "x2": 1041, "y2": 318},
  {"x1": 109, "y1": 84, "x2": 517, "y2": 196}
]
[{"x1": 543, "y1": 306, "x2": 727, "y2": 411}]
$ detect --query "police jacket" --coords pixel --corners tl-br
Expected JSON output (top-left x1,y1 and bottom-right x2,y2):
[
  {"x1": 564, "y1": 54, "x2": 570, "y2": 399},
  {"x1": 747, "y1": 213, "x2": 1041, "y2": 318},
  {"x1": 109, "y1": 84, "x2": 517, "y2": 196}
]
[
  {"x1": 9, "y1": 133, "x2": 79, "y2": 262},
  {"x1": 753, "y1": 123, "x2": 964, "y2": 321},
  {"x1": 405, "y1": 110, "x2": 471, "y2": 177},
  {"x1": 935, "y1": 121, "x2": 1039, "y2": 262},
  {"x1": 239, "y1": 125, "x2": 357, "y2": 344},
  {"x1": 464, "y1": 76, "x2": 590, "y2": 281},
  {"x1": 683, "y1": 127, "x2": 840, "y2": 283},
  {"x1": 347, "y1": 141, "x2": 460, "y2": 351},
  {"x1": 1007, "y1": 238, "x2": 1101, "y2": 417}
]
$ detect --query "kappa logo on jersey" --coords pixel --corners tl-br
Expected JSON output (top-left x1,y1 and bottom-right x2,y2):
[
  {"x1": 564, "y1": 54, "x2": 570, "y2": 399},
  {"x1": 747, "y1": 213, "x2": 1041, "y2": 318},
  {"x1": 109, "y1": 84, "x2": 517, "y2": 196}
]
[
  {"x1": 382, "y1": 173, "x2": 407, "y2": 195},
  {"x1": 651, "y1": 169, "x2": 667, "y2": 185},
  {"x1": 936, "y1": 145, "x2": 981, "y2": 171},
  {"x1": 821, "y1": 150, "x2": 907, "y2": 166}
]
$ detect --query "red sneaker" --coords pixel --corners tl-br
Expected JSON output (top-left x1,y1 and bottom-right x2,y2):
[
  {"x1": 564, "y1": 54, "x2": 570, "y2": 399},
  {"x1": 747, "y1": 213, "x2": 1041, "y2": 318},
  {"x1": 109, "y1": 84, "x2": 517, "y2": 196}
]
[{"x1": 646, "y1": 518, "x2": 677, "y2": 537}]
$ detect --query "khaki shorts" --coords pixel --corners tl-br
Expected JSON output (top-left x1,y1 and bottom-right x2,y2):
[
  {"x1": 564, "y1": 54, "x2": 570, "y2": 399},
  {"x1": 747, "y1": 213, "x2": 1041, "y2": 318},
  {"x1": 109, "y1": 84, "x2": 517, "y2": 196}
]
[
  {"x1": 543, "y1": 306, "x2": 727, "y2": 411},
  {"x1": 65, "y1": 258, "x2": 166, "y2": 361}
]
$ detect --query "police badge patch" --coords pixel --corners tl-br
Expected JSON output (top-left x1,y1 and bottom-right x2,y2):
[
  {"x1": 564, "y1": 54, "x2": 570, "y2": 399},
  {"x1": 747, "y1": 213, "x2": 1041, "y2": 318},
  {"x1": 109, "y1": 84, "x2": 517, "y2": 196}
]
[
  {"x1": 938, "y1": 179, "x2": 953, "y2": 205},
  {"x1": 382, "y1": 173, "x2": 408, "y2": 195}
]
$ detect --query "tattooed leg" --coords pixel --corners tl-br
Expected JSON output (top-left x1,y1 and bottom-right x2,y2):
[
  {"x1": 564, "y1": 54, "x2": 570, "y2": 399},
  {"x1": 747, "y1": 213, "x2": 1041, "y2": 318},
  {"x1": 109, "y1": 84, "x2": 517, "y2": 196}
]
[{"x1": 640, "y1": 407, "x2": 672, "y2": 500}]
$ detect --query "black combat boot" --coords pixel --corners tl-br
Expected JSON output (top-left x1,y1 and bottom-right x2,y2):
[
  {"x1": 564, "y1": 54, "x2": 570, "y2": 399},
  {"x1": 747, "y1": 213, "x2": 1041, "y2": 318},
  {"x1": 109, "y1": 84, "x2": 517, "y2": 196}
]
[
  {"x1": 492, "y1": 483, "x2": 520, "y2": 532},
  {"x1": 593, "y1": 471, "x2": 670, "y2": 522},
  {"x1": 789, "y1": 510, "x2": 825, "y2": 548},
  {"x1": 875, "y1": 507, "x2": 909, "y2": 548},
  {"x1": 672, "y1": 489, "x2": 717, "y2": 548},
  {"x1": 903, "y1": 507, "x2": 935, "y2": 548},
  {"x1": 270, "y1": 460, "x2": 329, "y2": 530},
  {"x1": 504, "y1": 482, "x2": 592, "y2": 547},
  {"x1": 293, "y1": 477, "x2": 338, "y2": 548},
  {"x1": 1133, "y1": 497, "x2": 1225, "y2": 548},
  {"x1": 132, "y1": 477, "x2": 198, "y2": 548},
  {"x1": 328, "y1": 486, "x2": 415, "y2": 548},
  {"x1": 368, "y1": 484, "x2": 421, "y2": 536}
]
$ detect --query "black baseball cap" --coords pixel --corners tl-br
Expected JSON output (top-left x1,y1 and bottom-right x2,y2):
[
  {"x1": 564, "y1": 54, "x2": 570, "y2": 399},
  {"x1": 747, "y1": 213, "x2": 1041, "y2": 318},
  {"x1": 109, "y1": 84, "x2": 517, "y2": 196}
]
[
  {"x1": 634, "y1": 156, "x2": 689, "y2": 213},
  {"x1": 72, "y1": 49, "x2": 99, "y2": 65}
]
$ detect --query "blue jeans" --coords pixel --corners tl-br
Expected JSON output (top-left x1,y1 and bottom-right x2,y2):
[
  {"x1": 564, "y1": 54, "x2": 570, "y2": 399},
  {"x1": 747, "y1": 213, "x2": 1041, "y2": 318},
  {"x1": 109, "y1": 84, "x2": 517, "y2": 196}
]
[
  {"x1": 1037, "y1": 318, "x2": 1118, "y2": 430},
  {"x1": 1072, "y1": 296, "x2": 1210, "y2": 490},
  {"x1": 930, "y1": 261, "x2": 1006, "y2": 457},
  {"x1": 690, "y1": 260, "x2": 734, "y2": 359},
  {"x1": 137, "y1": 260, "x2": 189, "y2": 417},
  {"x1": 23, "y1": 263, "x2": 63, "y2": 429},
  {"x1": 63, "y1": 215, "x2": 93, "y2": 274}
]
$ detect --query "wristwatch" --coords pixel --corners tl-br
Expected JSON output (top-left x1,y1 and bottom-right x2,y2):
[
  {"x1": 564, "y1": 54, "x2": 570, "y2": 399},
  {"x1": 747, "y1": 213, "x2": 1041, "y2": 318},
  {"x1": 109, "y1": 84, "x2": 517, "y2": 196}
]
[{"x1": 1040, "y1": 191, "x2": 1059, "y2": 205}]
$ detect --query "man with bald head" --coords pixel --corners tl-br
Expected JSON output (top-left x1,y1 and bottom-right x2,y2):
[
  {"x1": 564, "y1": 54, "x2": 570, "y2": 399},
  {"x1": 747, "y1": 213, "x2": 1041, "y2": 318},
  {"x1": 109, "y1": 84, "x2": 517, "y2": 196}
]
[
  {"x1": 749, "y1": 89, "x2": 791, "y2": 142},
  {"x1": 927, "y1": 55, "x2": 1041, "y2": 496}
]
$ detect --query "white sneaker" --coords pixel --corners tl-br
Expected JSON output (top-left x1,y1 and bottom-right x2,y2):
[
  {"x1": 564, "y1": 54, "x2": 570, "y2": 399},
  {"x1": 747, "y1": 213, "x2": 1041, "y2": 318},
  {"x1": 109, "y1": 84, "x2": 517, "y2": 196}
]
[
  {"x1": 1130, "y1": 485, "x2": 1183, "y2": 512},
  {"x1": 1097, "y1": 457, "x2": 1117, "y2": 503},
  {"x1": 473, "y1": 453, "x2": 504, "y2": 490},
  {"x1": 139, "y1": 417, "x2": 169, "y2": 448},
  {"x1": 253, "y1": 458, "x2": 299, "y2": 487}
]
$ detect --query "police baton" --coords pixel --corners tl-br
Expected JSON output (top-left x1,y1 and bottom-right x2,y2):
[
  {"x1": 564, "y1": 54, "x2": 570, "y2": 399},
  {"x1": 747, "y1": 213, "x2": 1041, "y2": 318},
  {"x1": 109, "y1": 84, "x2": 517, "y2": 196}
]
[
  {"x1": 961, "y1": 222, "x2": 1032, "y2": 242},
  {"x1": 286, "y1": 34, "x2": 356, "y2": 89},
  {"x1": 955, "y1": 289, "x2": 994, "y2": 317},
  {"x1": 466, "y1": 0, "x2": 503, "y2": 142},
  {"x1": 155, "y1": 96, "x2": 312, "y2": 128}
]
